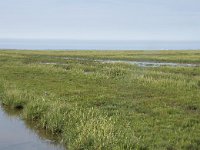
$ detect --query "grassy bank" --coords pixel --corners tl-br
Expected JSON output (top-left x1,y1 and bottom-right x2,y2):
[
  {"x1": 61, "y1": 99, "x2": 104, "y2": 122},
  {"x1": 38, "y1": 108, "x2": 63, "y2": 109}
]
[{"x1": 0, "y1": 50, "x2": 200, "y2": 149}]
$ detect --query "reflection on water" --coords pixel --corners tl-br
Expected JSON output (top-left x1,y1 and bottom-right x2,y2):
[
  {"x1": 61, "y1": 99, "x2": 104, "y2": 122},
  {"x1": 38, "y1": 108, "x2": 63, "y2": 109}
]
[
  {"x1": 99, "y1": 60, "x2": 198, "y2": 67},
  {"x1": 1, "y1": 39, "x2": 200, "y2": 50},
  {"x1": 58, "y1": 57, "x2": 199, "y2": 67},
  {"x1": 0, "y1": 105, "x2": 65, "y2": 150}
]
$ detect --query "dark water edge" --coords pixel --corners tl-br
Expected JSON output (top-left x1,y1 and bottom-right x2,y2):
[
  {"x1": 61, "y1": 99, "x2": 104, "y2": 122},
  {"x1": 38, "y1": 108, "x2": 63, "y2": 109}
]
[
  {"x1": 0, "y1": 39, "x2": 200, "y2": 50},
  {"x1": 0, "y1": 105, "x2": 65, "y2": 150}
]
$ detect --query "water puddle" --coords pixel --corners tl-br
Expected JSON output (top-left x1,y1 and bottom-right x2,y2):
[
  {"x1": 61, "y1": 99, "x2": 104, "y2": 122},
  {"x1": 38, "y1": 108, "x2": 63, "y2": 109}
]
[
  {"x1": 41, "y1": 57, "x2": 199, "y2": 67},
  {"x1": 0, "y1": 105, "x2": 65, "y2": 150},
  {"x1": 62, "y1": 57, "x2": 199, "y2": 67},
  {"x1": 39, "y1": 62, "x2": 68, "y2": 66},
  {"x1": 98, "y1": 60, "x2": 198, "y2": 67}
]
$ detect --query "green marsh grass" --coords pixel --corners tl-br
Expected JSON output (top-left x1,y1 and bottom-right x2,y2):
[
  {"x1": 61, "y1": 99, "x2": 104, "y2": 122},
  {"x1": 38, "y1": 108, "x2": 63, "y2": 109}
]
[{"x1": 0, "y1": 50, "x2": 200, "y2": 149}]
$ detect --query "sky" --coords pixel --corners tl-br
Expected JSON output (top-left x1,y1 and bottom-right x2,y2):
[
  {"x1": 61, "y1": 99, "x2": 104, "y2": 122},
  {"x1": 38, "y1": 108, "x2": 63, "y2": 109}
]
[{"x1": 0, "y1": 0, "x2": 200, "y2": 41}]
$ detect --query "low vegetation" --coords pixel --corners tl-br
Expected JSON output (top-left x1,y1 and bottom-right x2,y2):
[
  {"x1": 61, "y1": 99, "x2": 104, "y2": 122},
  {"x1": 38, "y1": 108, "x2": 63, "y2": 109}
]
[{"x1": 0, "y1": 50, "x2": 200, "y2": 149}]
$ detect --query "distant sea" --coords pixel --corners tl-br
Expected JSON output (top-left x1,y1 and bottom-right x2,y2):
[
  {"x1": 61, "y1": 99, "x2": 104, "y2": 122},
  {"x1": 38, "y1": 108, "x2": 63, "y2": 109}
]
[{"x1": 0, "y1": 39, "x2": 200, "y2": 50}]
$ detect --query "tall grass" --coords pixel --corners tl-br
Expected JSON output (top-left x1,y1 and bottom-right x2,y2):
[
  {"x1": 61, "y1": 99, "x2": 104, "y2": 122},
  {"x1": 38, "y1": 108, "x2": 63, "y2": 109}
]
[{"x1": 0, "y1": 50, "x2": 200, "y2": 149}]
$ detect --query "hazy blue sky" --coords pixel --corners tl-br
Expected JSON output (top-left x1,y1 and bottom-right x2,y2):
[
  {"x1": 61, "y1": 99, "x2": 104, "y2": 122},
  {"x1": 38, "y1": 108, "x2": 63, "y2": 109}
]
[{"x1": 0, "y1": 0, "x2": 200, "y2": 41}]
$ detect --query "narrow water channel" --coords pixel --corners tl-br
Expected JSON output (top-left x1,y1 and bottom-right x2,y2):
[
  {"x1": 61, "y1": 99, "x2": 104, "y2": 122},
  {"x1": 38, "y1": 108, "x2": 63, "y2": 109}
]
[
  {"x1": 63, "y1": 57, "x2": 199, "y2": 67},
  {"x1": 0, "y1": 106, "x2": 65, "y2": 150}
]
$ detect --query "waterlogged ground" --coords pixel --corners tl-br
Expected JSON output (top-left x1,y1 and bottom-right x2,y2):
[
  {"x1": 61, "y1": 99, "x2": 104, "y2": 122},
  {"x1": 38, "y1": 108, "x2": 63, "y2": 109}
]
[
  {"x1": 0, "y1": 106, "x2": 65, "y2": 150},
  {"x1": 0, "y1": 50, "x2": 200, "y2": 149},
  {"x1": 42, "y1": 57, "x2": 199, "y2": 67}
]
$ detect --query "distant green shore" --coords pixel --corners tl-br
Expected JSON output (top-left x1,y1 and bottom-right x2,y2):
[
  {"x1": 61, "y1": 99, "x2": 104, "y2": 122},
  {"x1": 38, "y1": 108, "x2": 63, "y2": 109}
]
[
  {"x1": 0, "y1": 50, "x2": 200, "y2": 149},
  {"x1": 1, "y1": 49, "x2": 200, "y2": 63}
]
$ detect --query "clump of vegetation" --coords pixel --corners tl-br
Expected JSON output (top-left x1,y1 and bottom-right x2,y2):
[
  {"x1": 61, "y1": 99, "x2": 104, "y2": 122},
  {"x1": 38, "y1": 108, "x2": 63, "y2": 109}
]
[{"x1": 0, "y1": 50, "x2": 200, "y2": 149}]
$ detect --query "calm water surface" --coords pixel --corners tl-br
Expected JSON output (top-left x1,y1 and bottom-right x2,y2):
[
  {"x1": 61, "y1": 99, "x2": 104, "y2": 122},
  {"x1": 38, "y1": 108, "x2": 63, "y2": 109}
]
[
  {"x1": 0, "y1": 106, "x2": 65, "y2": 150},
  {"x1": 0, "y1": 39, "x2": 200, "y2": 50},
  {"x1": 48, "y1": 57, "x2": 198, "y2": 67}
]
